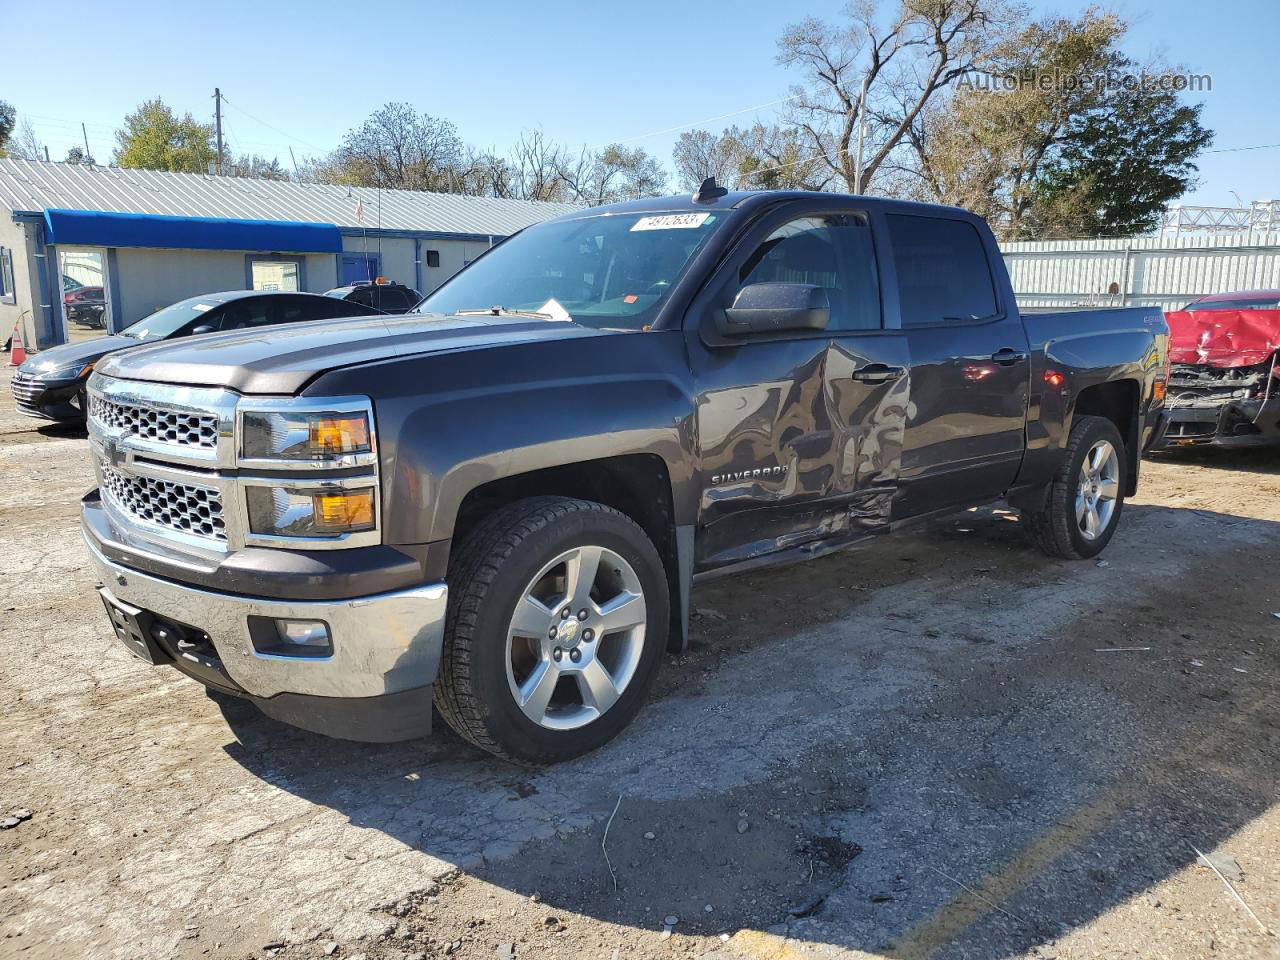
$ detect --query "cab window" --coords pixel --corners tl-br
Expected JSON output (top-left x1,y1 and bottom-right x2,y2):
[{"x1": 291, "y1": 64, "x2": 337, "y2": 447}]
[{"x1": 739, "y1": 214, "x2": 881, "y2": 331}]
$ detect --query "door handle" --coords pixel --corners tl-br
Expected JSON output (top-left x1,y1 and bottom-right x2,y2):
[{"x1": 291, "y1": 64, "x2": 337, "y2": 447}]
[
  {"x1": 991, "y1": 348, "x2": 1028, "y2": 366},
  {"x1": 851, "y1": 363, "x2": 904, "y2": 383}
]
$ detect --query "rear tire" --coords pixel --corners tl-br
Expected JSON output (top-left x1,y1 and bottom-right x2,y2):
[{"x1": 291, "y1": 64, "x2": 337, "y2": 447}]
[
  {"x1": 434, "y1": 496, "x2": 669, "y2": 764},
  {"x1": 1022, "y1": 415, "x2": 1126, "y2": 560}
]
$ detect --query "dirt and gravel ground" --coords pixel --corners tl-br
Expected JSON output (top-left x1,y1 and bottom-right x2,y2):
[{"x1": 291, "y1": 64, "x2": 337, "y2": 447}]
[{"x1": 1, "y1": 363, "x2": 1278, "y2": 960}]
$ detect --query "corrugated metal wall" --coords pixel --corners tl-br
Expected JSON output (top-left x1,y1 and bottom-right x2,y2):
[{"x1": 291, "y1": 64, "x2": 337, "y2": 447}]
[{"x1": 1000, "y1": 233, "x2": 1280, "y2": 309}]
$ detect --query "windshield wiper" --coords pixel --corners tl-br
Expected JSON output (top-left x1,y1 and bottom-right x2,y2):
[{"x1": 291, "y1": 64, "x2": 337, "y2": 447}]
[{"x1": 454, "y1": 306, "x2": 552, "y2": 320}]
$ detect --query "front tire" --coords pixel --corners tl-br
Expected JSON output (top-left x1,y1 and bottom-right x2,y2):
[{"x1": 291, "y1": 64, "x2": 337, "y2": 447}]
[
  {"x1": 1022, "y1": 415, "x2": 1126, "y2": 560},
  {"x1": 434, "y1": 496, "x2": 669, "y2": 764}
]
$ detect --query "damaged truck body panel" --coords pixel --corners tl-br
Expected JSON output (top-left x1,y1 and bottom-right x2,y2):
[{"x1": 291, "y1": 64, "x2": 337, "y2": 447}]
[{"x1": 1157, "y1": 292, "x2": 1280, "y2": 448}]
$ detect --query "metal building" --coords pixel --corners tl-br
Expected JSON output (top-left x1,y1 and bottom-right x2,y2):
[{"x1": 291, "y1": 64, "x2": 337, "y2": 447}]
[
  {"x1": 0, "y1": 159, "x2": 579, "y2": 353},
  {"x1": 1002, "y1": 232, "x2": 1280, "y2": 310}
]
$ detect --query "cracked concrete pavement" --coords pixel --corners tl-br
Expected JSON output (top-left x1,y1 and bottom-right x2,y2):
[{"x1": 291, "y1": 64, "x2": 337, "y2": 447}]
[{"x1": 1, "y1": 363, "x2": 1279, "y2": 960}]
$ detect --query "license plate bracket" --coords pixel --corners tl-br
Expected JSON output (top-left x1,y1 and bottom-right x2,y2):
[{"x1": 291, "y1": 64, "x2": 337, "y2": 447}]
[{"x1": 99, "y1": 589, "x2": 167, "y2": 665}]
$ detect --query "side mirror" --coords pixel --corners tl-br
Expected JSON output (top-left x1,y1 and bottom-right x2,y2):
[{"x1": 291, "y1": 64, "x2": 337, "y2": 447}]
[
  {"x1": 720, "y1": 283, "x2": 830, "y2": 335},
  {"x1": 190, "y1": 324, "x2": 216, "y2": 336}
]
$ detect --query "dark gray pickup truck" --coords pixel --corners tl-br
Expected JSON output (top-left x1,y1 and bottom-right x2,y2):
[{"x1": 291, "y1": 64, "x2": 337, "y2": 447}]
[{"x1": 82, "y1": 184, "x2": 1169, "y2": 763}]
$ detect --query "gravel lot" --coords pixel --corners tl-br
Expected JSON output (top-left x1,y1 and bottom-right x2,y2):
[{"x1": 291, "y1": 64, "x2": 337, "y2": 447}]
[{"x1": 1, "y1": 363, "x2": 1278, "y2": 960}]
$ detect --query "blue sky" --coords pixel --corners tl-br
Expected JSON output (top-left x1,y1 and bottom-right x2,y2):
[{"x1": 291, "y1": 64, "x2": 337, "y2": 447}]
[{"x1": 1, "y1": 0, "x2": 1275, "y2": 207}]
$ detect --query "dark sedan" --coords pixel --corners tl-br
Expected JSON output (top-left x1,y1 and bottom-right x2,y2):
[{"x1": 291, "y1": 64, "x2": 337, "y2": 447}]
[{"x1": 11, "y1": 290, "x2": 377, "y2": 423}]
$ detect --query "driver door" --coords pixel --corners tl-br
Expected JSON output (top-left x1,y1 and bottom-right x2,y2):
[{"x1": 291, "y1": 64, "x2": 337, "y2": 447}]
[{"x1": 688, "y1": 203, "x2": 909, "y2": 572}]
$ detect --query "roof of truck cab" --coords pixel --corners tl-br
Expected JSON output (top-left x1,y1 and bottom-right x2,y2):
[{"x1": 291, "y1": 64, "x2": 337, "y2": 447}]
[{"x1": 543, "y1": 190, "x2": 981, "y2": 223}]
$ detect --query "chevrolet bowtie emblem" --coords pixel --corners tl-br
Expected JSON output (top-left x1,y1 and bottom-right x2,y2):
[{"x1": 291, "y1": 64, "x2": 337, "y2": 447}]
[{"x1": 104, "y1": 437, "x2": 131, "y2": 469}]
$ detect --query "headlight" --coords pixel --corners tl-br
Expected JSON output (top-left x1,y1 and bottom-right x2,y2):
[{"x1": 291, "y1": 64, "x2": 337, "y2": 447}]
[
  {"x1": 245, "y1": 485, "x2": 376, "y2": 538},
  {"x1": 241, "y1": 409, "x2": 372, "y2": 462}
]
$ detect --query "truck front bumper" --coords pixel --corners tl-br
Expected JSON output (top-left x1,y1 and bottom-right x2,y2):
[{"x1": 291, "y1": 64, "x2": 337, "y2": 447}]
[
  {"x1": 1152, "y1": 397, "x2": 1280, "y2": 449},
  {"x1": 85, "y1": 530, "x2": 448, "y2": 742}
]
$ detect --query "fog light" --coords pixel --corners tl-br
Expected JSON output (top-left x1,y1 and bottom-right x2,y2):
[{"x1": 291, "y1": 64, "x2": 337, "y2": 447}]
[{"x1": 276, "y1": 619, "x2": 331, "y2": 647}]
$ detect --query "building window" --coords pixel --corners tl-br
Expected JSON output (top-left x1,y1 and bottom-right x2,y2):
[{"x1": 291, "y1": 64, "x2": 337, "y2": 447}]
[
  {"x1": 425, "y1": 250, "x2": 440, "y2": 268},
  {"x1": 248, "y1": 256, "x2": 304, "y2": 292},
  {"x1": 0, "y1": 247, "x2": 14, "y2": 304}
]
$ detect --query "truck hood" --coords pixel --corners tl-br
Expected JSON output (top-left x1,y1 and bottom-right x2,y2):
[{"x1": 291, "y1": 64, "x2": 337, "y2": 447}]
[
  {"x1": 96, "y1": 313, "x2": 613, "y2": 394},
  {"x1": 1166, "y1": 308, "x2": 1280, "y2": 368}
]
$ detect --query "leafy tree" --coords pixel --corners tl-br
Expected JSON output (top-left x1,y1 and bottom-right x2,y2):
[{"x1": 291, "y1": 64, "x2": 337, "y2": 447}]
[
  {"x1": 65, "y1": 146, "x2": 95, "y2": 165},
  {"x1": 905, "y1": 10, "x2": 1212, "y2": 238},
  {"x1": 113, "y1": 98, "x2": 215, "y2": 172},
  {"x1": 1032, "y1": 82, "x2": 1212, "y2": 236},
  {"x1": 0, "y1": 101, "x2": 14, "y2": 157}
]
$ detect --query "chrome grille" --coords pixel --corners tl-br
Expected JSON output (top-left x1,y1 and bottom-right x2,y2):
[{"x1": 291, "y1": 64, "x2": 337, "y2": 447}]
[
  {"x1": 99, "y1": 460, "x2": 227, "y2": 542},
  {"x1": 89, "y1": 394, "x2": 219, "y2": 449},
  {"x1": 10, "y1": 372, "x2": 42, "y2": 406}
]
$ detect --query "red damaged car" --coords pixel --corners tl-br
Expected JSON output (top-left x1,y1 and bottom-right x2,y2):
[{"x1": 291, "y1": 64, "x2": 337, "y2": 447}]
[{"x1": 1155, "y1": 289, "x2": 1280, "y2": 448}]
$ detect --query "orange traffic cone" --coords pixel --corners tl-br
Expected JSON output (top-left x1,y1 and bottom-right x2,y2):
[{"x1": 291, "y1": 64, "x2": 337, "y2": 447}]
[{"x1": 8, "y1": 321, "x2": 26, "y2": 366}]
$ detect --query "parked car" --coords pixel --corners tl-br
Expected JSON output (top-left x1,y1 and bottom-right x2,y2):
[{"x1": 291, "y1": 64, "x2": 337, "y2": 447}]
[
  {"x1": 1152, "y1": 289, "x2": 1280, "y2": 448},
  {"x1": 11, "y1": 291, "x2": 377, "y2": 423},
  {"x1": 82, "y1": 184, "x2": 1169, "y2": 763},
  {"x1": 64, "y1": 282, "x2": 107, "y2": 328},
  {"x1": 325, "y1": 280, "x2": 422, "y2": 314}
]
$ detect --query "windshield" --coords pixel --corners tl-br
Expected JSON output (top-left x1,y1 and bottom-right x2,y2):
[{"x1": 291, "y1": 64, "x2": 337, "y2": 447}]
[
  {"x1": 119, "y1": 297, "x2": 222, "y2": 339},
  {"x1": 414, "y1": 211, "x2": 726, "y2": 330}
]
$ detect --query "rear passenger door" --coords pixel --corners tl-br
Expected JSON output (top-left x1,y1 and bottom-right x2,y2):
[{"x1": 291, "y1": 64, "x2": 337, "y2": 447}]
[{"x1": 884, "y1": 213, "x2": 1030, "y2": 519}]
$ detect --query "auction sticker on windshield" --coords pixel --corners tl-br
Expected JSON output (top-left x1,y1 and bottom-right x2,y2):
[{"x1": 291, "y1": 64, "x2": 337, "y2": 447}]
[{"x1": 631, "y1": 213, "x2": 712, "y2": 231}]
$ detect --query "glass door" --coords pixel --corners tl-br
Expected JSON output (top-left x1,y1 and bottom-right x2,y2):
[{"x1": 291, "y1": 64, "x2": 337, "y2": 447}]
[{"x1": 58, "y1": 248, "x2": 112, "y2": 344}]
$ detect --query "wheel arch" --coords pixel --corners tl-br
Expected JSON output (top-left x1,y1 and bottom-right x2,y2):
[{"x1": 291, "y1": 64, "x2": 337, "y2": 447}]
[
  {"x1": 1070, "y1": 378, "x2": 1141, "y2": 495},
  {"x1": 451, "y1": 454, "x2": 691, "y2": 653}
]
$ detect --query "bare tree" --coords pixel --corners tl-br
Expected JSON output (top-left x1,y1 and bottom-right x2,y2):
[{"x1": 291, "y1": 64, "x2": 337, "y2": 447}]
[
  {"x1": 561, "y1": 143, "x2": 667, "y2": 204},
  {"x1": 777, "y1": 0, "x2": 1021, "y2": 193},
  {"x1": 673, "y1": 124, "x2": 832, "y2": 192},
  {"x1": 11, "y1": 118, "x2": 44, "y2": 161},
  {"x1": 325, "y1": 102, "x2": 465, "y2": 190},
  {"x1": 672, "y1": 129, "x2": 742, "y2": 190},
  {"x1": 508, "y1": 128, "x2": 571, "y2": 201}
]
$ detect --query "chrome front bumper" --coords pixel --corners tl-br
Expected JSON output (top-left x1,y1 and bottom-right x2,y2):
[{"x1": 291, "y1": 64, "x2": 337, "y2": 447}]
[{"x1": 85, "y1": 534, "x2": 448, "y2": 700}]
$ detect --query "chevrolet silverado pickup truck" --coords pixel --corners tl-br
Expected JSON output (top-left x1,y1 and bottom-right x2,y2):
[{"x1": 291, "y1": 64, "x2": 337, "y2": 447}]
[{"x1": 82, "y1": 183, "x2": 1169, "y2": 763}]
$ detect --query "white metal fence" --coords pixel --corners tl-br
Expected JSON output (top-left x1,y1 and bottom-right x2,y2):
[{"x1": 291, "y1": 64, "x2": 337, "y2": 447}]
[{"x1": 1000, "y1": 233, "x2": 1280, "y2": 310}]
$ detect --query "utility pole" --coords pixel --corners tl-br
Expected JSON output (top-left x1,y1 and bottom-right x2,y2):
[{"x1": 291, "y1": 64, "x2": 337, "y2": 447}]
[
  {"x1": 81, "y1": 123, "x2": 92, "y2": 164},
  {"x1": 214, "y1": 87, "x2": 224, "y2": 176},
  {"x1": 853, "y1": 72, "x2": 870, "y2": 195}
]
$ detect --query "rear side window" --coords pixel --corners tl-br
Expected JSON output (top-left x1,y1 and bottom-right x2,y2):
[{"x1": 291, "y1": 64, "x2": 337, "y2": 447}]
[
  {"x1": 375, "y1": 287, "x2": 414, "y2": 311},
  {"x1": 739, "y1": 214, "x2": 881, "y2": 331},
  {"x1": 887, "y1": 215, "x2": 998, "y2": 326}
]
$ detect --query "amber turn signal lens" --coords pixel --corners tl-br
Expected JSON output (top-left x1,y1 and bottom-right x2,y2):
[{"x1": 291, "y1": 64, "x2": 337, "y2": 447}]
[
  {"x1": 311, "y1": 490, "x2": 375, "y2": 532},
  {"x1": 308, "y1": 415, "x2": 371, "y2": 456},
  {"x1": 1153, "y1": 379, "x2": 1167, "y2": 403}
]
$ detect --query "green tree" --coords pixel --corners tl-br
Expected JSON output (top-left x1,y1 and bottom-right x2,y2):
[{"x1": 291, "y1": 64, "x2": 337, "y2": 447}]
[
  {"x1": 113, "y1": 98, "x2": 215, "y2": 173},
  {"x1": 65, "y1": 146, "x2": 95, "y2": 165},
  {"x1": 904, "y1": 10, "x2": 1212, "y2": 238},
  {"x1": 1033, "y1": 83, "x2": 1212, "y2": 237},
  {"x1": 0, "y1": 101, "x2": 14, "y2": 157}
]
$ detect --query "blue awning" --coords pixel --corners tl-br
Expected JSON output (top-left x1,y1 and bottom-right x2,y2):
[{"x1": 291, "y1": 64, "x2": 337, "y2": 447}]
[{"x1": 42, "y1": 209, "x2": 343, "y2": 254}]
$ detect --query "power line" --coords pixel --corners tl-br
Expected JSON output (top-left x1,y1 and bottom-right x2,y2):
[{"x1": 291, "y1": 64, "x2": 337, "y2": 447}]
[
  {"x1": 1204, "y1": 142, "x2": 1280, "y2": 154},
  {"x1": 587, "y1": 93, "x2": 804, "y2": 150},
  {"x1": 218, "y1": 96, "x2": 328, "y2": 154}
]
